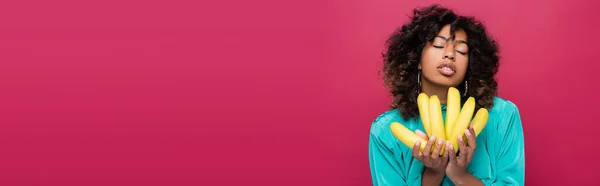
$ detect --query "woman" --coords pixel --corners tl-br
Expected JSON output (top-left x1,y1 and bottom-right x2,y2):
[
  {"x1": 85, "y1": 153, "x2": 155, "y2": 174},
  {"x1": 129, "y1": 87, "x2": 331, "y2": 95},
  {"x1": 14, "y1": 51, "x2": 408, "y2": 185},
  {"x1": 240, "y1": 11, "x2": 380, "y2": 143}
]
[{"x1": 368, "y1": 4, "x2": 525, "y2": 186}]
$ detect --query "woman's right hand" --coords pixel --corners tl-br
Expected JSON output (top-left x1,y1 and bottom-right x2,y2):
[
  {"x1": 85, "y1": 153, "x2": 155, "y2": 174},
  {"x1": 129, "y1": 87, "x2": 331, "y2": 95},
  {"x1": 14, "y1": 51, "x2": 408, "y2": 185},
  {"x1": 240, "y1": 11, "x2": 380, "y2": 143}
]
[{"x1": 412, "y1": 130, "x2": 449, "y2": 173}]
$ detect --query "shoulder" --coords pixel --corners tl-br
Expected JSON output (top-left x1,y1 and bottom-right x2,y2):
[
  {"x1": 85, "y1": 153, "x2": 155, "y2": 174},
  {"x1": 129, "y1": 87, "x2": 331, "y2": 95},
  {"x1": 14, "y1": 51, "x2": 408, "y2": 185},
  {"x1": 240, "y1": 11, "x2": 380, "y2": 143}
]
[
  {"x1": 489, "y1": 96, "x2": 521, "y2": 118},
  {"x1": 369, "y1": 109, "x2": 408, "y2": 149},
  {"x1": 487, "y1": 96, "x2": 524, "y2": 135},
  {"x1": 370, "y1": 108, "x2": 419, "y2": 138}
]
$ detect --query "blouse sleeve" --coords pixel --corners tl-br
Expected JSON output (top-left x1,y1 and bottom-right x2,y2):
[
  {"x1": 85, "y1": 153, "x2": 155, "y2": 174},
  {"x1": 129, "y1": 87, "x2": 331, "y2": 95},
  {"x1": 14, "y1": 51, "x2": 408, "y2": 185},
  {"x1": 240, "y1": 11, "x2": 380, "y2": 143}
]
[
  {"x1": 368, "y1": 115, "x2": 407, "y2": 186},
  {"x1": 368, "y1": 115, "x2": 423, "y2": 186},
  {"x1": 481, "y1": 103, "x2": 526, "y2": 185}
]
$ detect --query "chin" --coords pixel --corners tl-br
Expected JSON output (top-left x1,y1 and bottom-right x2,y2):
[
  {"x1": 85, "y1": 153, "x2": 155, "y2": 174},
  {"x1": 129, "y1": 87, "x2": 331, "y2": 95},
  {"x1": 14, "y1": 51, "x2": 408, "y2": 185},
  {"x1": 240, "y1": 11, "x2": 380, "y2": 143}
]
[{"x1": 432, "y1": 78, "x2": 461, "y2": 88}]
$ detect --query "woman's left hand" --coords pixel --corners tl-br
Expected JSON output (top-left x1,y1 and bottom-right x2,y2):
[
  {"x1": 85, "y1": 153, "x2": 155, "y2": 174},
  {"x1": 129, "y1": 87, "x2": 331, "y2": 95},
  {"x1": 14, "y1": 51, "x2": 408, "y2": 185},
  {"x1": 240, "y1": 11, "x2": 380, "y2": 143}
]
[{"x1": 445, "y1": 124, "x2": 477, "y2": 180}]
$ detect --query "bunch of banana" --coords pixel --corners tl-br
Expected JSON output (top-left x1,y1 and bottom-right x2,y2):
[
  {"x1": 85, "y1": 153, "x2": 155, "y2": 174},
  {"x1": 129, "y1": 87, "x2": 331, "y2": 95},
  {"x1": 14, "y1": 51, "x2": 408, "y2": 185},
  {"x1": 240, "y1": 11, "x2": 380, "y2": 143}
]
[{"x1": 390, "y1": 87, "x2": 489, "y2": 155}]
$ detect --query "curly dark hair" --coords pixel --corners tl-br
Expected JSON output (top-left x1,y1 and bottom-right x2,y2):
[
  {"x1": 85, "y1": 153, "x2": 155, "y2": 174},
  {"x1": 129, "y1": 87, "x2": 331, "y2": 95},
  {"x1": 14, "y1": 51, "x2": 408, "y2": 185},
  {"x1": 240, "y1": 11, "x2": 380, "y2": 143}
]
[{"x1": 381, "y1": 4, "x2": 500, "y2": 120}]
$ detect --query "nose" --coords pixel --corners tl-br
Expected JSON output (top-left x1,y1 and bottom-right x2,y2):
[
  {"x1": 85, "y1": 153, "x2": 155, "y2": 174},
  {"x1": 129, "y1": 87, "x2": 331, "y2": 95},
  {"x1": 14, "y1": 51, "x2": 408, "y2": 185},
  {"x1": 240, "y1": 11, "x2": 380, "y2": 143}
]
[
  {"x1": 444, "y1": 54, "x2": 455, "y2": 61},
  {"x1": 443, "y1": 45, "x2": 455, "y2": 61}
]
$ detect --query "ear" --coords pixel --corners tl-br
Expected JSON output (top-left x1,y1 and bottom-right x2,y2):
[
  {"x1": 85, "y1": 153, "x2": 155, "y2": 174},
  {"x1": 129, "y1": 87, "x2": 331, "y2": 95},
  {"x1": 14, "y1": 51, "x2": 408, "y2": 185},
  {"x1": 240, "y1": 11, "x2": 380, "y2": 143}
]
[{"x1": 418, "y1": 63, "x2": 422, "y2": 70}]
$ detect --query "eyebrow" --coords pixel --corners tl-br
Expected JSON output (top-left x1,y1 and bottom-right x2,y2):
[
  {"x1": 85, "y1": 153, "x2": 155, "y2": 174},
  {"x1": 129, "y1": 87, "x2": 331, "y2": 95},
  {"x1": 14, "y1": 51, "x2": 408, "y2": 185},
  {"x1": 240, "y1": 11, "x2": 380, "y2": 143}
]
[
  {"x1": 436, "y1": 36, "x2": 468, "y2": 45},
  {"x1": 436, "y1": 36, "x2": 449, "y2": 40}
]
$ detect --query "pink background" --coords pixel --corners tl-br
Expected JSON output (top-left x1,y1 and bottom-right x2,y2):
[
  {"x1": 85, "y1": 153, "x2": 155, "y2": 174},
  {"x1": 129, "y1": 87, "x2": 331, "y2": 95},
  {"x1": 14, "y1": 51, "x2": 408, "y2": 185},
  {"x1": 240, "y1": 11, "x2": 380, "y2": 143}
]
[{"x1": 1, "y1": 0, "x2": 599, "y2": 185}]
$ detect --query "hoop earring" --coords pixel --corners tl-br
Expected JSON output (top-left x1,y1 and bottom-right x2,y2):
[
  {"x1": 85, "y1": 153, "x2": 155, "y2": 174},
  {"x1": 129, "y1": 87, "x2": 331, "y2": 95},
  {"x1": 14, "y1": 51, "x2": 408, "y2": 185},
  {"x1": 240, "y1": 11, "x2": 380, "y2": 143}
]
[
  {"x1": 417, "y1": 71, "x2": 421, "y2": 89},
  {"x1": 463, "y1": 80, "x2": 468, "y2": 97}
]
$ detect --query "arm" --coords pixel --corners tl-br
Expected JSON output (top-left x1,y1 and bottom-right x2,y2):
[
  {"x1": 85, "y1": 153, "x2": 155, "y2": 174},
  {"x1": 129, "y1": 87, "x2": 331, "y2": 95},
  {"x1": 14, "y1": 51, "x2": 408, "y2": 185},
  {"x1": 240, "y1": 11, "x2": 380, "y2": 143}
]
[
  {"x1": 447, "y1": 102, "x2": 525, "y2": 186},
  {"x1": 450, "y1": 173, "x2": 484, "y2": 186},
  {"x1": 445, "y1": 127, "x2": 485, "y2": 186},
  {"x1": 481, "y1": 103, "x2": 526, "y2": 185},
  {"x1": 422, "y1": 168, "x2": 445, "y2": 186},
  {"x1": 369, "y1": 115, "x2": 442, "y2": 186},
  {"x1": 369, "y1": 114, "x2": 418, "y2": 186},
  {"x1": 369, "y1": 128, "x2": 406, "y2": 186}
]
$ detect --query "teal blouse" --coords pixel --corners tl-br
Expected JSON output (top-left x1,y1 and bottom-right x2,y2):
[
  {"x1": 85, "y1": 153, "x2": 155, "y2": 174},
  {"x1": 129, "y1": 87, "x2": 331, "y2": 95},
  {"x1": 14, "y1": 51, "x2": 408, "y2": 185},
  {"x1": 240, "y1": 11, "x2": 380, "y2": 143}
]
[{"x1": 369, "y1": 97, "x2": 525, "y2": 185}]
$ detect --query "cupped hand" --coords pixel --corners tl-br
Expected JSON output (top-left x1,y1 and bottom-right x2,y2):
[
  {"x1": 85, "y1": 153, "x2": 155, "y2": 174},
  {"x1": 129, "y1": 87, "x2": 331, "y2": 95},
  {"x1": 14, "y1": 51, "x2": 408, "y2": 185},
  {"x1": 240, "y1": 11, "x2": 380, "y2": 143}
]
[
  {"x1": 445, "y1": 125, "x2": 477, "y2": 179},
  {"x1": 412, "y1": 130, "x2": 449, "y2": 173}
]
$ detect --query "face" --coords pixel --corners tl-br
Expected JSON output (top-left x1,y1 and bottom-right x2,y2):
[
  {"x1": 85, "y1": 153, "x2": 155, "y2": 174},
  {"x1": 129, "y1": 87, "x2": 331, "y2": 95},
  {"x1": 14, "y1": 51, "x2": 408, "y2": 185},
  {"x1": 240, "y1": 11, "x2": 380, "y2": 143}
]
[{"x1": 419, "y1": 24, "x2": 469, "y2": 88}]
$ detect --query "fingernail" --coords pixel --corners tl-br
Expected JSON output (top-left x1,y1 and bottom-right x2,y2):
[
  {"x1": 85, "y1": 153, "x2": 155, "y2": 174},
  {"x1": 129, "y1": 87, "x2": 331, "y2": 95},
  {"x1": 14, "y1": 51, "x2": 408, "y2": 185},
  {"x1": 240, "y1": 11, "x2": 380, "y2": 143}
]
[
  {"x1": 415, "y1": 140, "x2": 421, "y2": 146},
  {"x1": 465, "y1": 129, "x2": 471, "y2": 136},
  {"x1": 458, "y1": 136, "x2": 463, "y2": 142},
  {"x1": 446, "y1": 141, "x2": 451, "y2": 146},
  {"x1": 437, "y1": 139, "x2": 443, "y2": 145},
  {"x1": 430, "y1": 135, "x2": 436, "y2": 141}
]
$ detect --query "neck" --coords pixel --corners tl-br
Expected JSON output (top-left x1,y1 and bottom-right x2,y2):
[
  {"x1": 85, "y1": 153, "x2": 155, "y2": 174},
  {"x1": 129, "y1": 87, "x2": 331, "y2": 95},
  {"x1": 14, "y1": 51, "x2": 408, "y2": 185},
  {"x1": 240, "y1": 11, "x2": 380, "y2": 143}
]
[{"x1": 421, "y1": 80, "x2": 450, "y2": 105}]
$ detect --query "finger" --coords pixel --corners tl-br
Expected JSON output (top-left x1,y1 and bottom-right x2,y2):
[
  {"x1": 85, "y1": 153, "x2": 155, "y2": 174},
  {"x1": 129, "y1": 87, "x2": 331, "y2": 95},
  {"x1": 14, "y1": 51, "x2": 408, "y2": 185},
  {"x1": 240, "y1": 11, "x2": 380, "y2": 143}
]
[
  {"x1": 412, "y1": 140, "x2": 423, "y2": 161},
  {"x1": 447, "y1": 141, "x2": 457, "y2": 164},
  {"x1": 442, "y1": 141, "x2": 450, "y2": 165},
  {"x1": 431, "y1": 138, "x2": 444, "y2": 160},
  {"x1": 422, "y1": 135, "x2": 436, "y2": 165},
  {"x1": 465, "y1": 124, "x2": 474, "y2": 146},
  {"x1": 465, "y1": 129, "x2": 476, "y2": 163},
  {"x1": 458, "y1": 135, "x2": 468, "y2": 165},
  {"x1": 430, "y1": 139, "x2": 442, "y2": 167},
  {"x1": 423, "y1": 135, "x2": 435, "y2": 157},
  {"x1": 465, "y1": 128, "x2": 476, "y2": 148},
  {"x1": 469, "y1": 125, "x2": 476, "y2": 138},
  {"x1": 415, "y1": 130, "x2": 428, "y2": 141}
]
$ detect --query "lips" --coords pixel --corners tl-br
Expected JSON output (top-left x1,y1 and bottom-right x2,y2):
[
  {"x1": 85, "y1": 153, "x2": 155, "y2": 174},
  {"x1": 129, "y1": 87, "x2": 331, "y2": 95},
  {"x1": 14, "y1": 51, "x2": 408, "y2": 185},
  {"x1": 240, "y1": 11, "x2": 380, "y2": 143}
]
[{"x1": 437, "y1": 61, "x2": 456, "y2": 76}]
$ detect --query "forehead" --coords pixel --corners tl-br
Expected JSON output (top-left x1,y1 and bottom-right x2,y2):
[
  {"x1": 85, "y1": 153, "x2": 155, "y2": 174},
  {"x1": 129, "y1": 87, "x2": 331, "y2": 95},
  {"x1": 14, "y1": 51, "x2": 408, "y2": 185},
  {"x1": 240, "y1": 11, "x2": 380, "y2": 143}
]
[{"x1": 438, "y1": 25, "x2": 467, "y2": 41}]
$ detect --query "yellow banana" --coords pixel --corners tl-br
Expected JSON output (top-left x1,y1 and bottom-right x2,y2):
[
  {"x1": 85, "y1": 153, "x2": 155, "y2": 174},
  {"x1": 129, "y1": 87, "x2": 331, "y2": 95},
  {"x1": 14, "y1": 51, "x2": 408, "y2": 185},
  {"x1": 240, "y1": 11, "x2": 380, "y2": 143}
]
[
  {"x1": 417, "y1": 93, "x2": 432, "y2": 138},
  {"x1": 445, "y1": 87, "x2": 460, "y2": 138},
  {"x1": 460, "y1": 108, "x2": 489, "y2": 146},
  {"x1": 472, "y1": 108, "x2": 489, "y2": 136},
  {"x1": 428, "y1": 95, "x2": 445, "y2": 155},
  {"x1": 390, "y1": 122, "x2": 426, "y2": 151},
  {"x1": 449, "y1": 97, "x2": 475, "y2": 153}
]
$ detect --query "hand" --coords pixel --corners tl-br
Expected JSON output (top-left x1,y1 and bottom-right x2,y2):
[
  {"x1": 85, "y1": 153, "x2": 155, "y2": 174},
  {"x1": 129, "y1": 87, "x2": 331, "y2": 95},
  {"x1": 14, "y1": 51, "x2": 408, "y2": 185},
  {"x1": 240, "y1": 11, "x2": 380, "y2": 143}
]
[
  {"x1": 412, "y1": 130, "x2": 449, "y2": 173},
  {"x1": 445, "y1": 124, "x2": 477, "y2": 180}
]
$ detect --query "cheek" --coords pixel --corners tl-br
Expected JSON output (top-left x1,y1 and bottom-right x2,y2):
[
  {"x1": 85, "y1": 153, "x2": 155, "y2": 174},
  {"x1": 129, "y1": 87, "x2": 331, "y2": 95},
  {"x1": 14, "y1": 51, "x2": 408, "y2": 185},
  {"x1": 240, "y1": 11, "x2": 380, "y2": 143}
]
[
  {"x1": 420, "y1": 49, "x2": 442, "y2": 68},
  {"x1": 456, "y1": 58, "x2": 469, "y2": 74}
]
